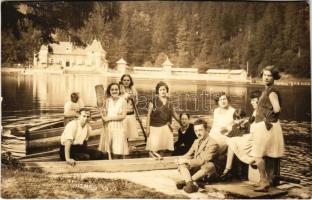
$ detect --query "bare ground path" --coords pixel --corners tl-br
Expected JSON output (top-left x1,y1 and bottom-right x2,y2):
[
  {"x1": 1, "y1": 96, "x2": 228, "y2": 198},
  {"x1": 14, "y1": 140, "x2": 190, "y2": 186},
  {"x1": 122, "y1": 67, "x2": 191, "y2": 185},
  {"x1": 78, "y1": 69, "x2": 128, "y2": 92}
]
[{"x1": 54, "y1": 169, "x2": 226, "y2": 199}]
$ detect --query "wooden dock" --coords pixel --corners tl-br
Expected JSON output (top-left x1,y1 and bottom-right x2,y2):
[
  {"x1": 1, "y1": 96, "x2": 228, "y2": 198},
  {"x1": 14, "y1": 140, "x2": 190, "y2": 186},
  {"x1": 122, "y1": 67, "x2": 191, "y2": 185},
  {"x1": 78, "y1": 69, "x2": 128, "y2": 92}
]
[
  {"x1": 205, "y1": 181, "x2": 287, "y2": 198},
  {"x1": 21, "y1": 156, "x2": 178, "y2": 174}
]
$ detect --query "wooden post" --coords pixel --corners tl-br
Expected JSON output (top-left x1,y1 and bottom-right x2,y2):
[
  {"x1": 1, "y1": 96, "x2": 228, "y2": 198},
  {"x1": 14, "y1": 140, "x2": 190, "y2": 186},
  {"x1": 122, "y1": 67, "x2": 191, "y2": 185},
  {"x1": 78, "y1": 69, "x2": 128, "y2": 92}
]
[{"x1": 25, "y1": 128, "x2": 30, "y2": 155}]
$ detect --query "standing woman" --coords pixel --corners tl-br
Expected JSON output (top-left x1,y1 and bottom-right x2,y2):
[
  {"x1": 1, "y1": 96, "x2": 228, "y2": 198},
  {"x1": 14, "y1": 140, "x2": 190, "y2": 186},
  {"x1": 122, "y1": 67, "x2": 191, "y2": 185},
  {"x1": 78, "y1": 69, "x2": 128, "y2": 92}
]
[
  {"x1": 98, "y1": 83, "x2": 129, "y2": 159},
  {"x1": 250, "y1": 66, "x2": 285, "y2": 192},
  {"x1": 120, "y1": 74, "x2": 140, "y2": 139},
  {"x1": 146, "y1": 81, "x2": 180, "y2": 159},
  {"x1": 209, "y1": 92, "x2": 235, "y2": 154}
]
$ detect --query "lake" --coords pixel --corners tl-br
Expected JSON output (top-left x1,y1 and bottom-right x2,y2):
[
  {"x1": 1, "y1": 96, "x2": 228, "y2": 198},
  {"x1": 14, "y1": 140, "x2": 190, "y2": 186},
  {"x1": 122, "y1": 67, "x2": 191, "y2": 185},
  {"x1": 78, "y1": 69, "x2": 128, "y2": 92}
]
[
  {"x1": 1, "y1": 72, "x2": 311, "y2": 187},
  {"x1": 2, "y1": 73, "x2": 311, "y2": 122}
]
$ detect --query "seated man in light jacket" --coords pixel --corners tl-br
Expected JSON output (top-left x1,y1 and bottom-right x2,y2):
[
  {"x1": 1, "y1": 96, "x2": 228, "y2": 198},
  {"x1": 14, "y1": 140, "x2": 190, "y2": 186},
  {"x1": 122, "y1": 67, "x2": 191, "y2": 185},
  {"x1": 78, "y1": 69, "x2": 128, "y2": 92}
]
[
  {"x1": 176, "y1": 118, "x2": 219, "y2": 193},
  {"x1": 59, "y1": 108, "x2": 105, "y2": 166}
]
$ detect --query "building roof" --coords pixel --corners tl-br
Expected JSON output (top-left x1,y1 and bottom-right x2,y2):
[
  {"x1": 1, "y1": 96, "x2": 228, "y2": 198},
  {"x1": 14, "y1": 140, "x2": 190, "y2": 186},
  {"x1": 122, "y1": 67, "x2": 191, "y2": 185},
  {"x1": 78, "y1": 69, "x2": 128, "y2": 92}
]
[
  {"x1": 85, "y1": 40, "x2": 106, "y2": 54},
  {"x1": 48, "y1": 40, "x2": 106, "y2": 55},
  {"x1": 162, "y1": 57, "x2": 173, "y2": 66},
  {"x1": 116, "y1": 58, "x2": 127, "y2": 64}
]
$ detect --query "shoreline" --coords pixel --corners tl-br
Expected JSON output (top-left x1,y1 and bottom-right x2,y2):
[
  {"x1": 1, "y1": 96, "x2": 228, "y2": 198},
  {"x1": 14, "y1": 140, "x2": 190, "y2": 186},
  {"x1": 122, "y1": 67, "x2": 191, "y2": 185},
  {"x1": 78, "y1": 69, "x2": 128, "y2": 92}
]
[{"x1": 1, "y1": 67, "x2": 311, "y2": 86}]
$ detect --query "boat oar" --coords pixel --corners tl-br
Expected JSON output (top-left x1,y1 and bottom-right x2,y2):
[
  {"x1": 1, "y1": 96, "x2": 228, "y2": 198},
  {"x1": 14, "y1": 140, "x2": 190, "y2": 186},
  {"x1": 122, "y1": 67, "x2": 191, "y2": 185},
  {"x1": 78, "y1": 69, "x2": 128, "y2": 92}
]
[
  {"x1": 131, "y1": 98, "x2": 147, "y2": 142},
  {"x1": 95, "y1": 84, "x2": 112, "y2": 160}
]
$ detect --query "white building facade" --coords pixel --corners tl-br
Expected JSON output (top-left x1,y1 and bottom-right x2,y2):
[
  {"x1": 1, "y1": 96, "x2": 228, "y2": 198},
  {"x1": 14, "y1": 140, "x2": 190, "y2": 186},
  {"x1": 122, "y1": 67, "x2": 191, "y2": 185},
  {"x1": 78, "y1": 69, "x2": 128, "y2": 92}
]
[{"x1": 33, "y1": 40, "x2": 108, "y2": 71}]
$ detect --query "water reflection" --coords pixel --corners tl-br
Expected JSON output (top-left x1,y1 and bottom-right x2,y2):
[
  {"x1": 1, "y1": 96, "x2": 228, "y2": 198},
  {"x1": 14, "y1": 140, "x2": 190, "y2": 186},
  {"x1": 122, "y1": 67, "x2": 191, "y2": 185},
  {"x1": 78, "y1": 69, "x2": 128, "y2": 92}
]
[{"x1": 2, "y1": 73, "x2": 311, "y2": 122}]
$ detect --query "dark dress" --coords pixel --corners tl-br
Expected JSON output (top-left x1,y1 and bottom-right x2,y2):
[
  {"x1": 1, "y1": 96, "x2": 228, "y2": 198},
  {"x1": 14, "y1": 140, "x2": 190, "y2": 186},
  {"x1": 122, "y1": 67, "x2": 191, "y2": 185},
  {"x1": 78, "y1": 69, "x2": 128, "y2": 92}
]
[
  {"x1": 172, "y1": 123, "x2": 197, "y2": 156},
  {"x1": 251, "y1": 86, "x2": 284, "y2": 158}
]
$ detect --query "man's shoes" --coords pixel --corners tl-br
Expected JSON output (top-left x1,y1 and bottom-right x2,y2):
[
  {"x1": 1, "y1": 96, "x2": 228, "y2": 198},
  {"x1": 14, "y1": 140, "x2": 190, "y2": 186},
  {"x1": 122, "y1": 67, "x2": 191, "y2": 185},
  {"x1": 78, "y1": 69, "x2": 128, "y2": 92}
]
[
  {"x1": 176, "y1": 180, "x2": 186, "y2": 190},
  {"x1": 183, "y1": 181, "x2": 198, "y2": 193},
  {"x1": 254, "y1": 183, "x2": 270, "y2": 192}
]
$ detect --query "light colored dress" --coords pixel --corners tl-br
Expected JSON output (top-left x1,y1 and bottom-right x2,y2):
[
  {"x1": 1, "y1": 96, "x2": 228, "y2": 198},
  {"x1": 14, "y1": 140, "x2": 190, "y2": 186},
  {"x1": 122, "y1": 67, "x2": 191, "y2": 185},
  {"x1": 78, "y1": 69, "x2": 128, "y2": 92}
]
[
  {"x1": 122, "y1": 88, "x2": 139, "y2": 139},
  {"x1": 209, "y1": 106, "x2": 235, "y2": 153},
  {"x1": 98, "y1": 97, "x2": 129, "y2": 155},
  {"x1": 227, "y1": 111, "x2": 256, "y2": 164}
]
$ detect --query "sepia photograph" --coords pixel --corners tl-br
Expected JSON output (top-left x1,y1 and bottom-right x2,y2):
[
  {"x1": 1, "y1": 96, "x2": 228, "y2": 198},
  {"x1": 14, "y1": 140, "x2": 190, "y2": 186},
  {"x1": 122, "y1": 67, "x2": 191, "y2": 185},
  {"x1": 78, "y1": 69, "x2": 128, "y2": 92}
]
[{"x1": 1, "y1": 1, "x2": 311, "y2": 199}]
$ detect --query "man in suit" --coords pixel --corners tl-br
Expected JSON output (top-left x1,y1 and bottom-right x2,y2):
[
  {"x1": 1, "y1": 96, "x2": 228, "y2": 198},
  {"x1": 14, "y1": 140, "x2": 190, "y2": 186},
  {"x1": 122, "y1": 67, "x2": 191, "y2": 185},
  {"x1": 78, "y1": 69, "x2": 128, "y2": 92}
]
[{"x1": 176, "y1": 118, "x2": 219, "y2": 193}]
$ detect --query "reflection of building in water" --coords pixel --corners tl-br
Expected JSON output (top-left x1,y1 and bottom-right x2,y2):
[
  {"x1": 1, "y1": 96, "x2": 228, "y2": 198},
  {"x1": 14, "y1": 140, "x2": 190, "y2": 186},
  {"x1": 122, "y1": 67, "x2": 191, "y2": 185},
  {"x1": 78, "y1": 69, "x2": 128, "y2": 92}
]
[
  {"x1": 33, "y1": 40, "x2": 108, "y2": 71},
  {"x1": 32, "y1": 74, "x2": 109, "y2": 108}
]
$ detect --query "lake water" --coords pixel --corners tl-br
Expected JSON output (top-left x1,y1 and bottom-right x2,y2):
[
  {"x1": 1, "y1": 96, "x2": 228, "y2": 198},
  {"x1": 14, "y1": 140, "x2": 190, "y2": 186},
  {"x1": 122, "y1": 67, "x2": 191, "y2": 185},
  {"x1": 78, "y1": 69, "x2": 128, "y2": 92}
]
[
  {"x1": 1, "y1": 73, "x2": 311, "y2": 187},
  {"x1": 2, "y1": 73, "x2": 311, "y2": 122}
]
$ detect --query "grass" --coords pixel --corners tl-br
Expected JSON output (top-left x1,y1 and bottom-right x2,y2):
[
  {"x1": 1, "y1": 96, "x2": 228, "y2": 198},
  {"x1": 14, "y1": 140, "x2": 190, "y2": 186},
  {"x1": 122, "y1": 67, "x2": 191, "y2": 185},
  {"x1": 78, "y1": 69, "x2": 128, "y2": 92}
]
[{"x1": 1, "y1": 167, "x2": 187, "y2": 199}]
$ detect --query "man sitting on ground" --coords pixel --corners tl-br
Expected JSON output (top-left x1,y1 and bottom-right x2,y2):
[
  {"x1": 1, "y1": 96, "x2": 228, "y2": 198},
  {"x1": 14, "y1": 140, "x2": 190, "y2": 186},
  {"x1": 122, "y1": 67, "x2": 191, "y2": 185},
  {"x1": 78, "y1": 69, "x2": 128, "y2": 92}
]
[
  {"x1": 59, "y1": 108, "x2": 105, "y2": 166},
  {"x1": 176, "y1": 118, "x2": 219, "y2": 193},
  {"x1": 172, "y1": 113, "x2": 197, "y2": 156}
]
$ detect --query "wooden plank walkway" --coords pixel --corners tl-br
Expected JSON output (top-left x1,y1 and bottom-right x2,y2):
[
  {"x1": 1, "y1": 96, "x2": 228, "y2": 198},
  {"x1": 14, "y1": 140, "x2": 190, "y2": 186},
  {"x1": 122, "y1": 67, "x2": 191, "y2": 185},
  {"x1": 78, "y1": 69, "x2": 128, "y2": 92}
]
[
  {"x1": 21, "y1": 156, "x2": 178, "y2": 174},
  {"x1": 205, "y1": 181, "x2": 287, "y2": 199}
]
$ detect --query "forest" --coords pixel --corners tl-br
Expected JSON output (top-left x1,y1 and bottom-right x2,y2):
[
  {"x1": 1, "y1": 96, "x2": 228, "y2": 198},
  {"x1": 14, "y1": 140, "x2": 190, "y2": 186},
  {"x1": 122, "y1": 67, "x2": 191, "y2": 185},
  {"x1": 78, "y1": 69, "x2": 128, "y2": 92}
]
[{"x1": 2, "y1": 1, "x2": 310, "y2": 77}]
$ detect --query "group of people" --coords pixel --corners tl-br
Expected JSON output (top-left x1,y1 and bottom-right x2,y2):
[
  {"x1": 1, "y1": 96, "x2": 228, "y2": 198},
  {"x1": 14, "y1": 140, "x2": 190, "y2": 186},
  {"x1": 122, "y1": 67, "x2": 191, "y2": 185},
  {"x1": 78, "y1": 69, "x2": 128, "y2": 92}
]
[{"x1": 59, "y1": 65, "x2": 285, "y2": 193}]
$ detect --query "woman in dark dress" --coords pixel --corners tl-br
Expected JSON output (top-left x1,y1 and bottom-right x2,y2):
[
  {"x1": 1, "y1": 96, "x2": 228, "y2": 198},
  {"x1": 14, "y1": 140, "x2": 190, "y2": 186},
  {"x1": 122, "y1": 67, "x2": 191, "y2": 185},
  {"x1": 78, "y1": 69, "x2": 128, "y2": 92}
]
[
  {"x1": 172, "y1": 113, "x2": 197, "y2": 156},
  {"x1": 251, "y1": 66, "x2": 285, "y2": 192}
]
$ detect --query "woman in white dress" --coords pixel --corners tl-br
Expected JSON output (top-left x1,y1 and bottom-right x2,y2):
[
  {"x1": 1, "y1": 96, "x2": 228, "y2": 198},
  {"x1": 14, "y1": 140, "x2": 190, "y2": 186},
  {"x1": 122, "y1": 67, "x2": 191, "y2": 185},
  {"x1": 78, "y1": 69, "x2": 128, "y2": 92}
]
[
  {"x1": 120, "y1": 74, "x2": 140, "y2": 139},
  {"x1": 220, "y1": 90, "x2": 262, "y2": 180},
  {"x1": 209, "y1": 92, "x2": 235, "y2": 154},
  {"x1": 98, "y1": 83, "x2": 129, "y2": 159}
]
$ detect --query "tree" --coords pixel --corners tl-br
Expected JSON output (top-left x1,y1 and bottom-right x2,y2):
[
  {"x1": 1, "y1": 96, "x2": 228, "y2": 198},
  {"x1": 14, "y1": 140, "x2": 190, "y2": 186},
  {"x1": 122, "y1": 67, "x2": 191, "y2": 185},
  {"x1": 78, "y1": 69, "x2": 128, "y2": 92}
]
[{"x1": 2, "y1": 1, "x2": 119, "y2": 64}]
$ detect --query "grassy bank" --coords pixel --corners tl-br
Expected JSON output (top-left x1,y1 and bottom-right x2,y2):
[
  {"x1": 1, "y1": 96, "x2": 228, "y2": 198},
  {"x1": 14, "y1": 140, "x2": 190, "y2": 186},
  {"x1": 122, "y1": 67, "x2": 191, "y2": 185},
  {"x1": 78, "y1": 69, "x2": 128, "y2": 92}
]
[{"x1": 1, "y1": 167, "x2": 186, "y2": 199}]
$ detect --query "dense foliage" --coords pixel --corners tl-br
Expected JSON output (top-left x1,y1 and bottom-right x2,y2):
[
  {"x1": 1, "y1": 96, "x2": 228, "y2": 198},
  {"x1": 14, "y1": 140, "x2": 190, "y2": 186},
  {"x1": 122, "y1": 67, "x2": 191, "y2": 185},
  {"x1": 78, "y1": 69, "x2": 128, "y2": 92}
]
[{"x1": 2, "y1": 1, "x2": 310, "y2": 77}]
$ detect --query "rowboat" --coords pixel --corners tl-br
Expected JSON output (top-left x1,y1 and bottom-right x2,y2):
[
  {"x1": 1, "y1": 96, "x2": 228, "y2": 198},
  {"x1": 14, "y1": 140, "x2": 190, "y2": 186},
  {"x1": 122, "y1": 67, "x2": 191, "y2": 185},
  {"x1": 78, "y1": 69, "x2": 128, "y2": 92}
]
[{"x1": 3, "y1": 113, "x2": 297, "y2": 199}]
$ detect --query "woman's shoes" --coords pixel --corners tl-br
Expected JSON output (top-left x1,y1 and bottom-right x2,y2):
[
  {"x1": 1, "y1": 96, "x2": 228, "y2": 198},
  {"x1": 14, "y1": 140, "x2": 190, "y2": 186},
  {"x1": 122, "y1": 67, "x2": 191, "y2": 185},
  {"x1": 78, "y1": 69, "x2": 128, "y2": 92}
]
[
  {"x1": 176, "y1": 180, "x2": 186, "y2": 190},
  {"x1": 254, "y1": 182, "x2": 270, "y2": 192},
  {"x1": 250, "y1": 161, "x2": 258, "y2": 169},
  {"x1": 220, "y1": 169, "x2": 232, "y2": 181},
  {"x1": 149, "y1": 151, "x2": 163, "y2": 160}
]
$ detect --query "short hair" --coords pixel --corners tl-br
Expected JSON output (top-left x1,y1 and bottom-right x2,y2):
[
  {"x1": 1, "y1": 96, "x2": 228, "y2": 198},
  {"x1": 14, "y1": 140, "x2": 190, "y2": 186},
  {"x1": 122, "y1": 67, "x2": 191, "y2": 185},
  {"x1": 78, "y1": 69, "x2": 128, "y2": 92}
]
[
  {"x1": 260, "y1": 66, "x2": 281, "y2": 80},
  {"x1": 193, "y1": 118, "x2": 209, "y2": 129},
  {"x1": 79, "y1": 108, "x2": 90, "y2": 114},
  {"x1": 120, "y1": 74, "x2": 134, "y2": 88},
  {"x1": 213, "y1": 92, "x2": 230, "y2": 105},
  {"x1": 106, "y1": 82, "x2": 121, "y2": 97},
  {"x1": 155, "y1": 81, "x2": 169, "y2": 94},
  {"x1": 233, "y1": 108, "x2": 246, "y2": 120},
  {"x1": 250, "y1": 90, "x2": 262, "y2": 99},
  {"x1": 70, "y1": 92, "x2": 79, "y2": 102},
  {"x1": 180, "y1": 112, "x2": 190, "y2": 119}
]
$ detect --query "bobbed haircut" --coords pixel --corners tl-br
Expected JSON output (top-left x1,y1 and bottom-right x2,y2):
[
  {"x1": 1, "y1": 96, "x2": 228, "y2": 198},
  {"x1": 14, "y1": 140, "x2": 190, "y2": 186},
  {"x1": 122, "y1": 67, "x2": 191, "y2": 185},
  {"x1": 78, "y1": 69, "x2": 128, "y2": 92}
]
[
  {"x1": 79, "y1": 108, "x2": 90, "y2": 114},
  {"x1": 213, "y1": 92, "x2": 230, "y2": 105},
  {"x1": 193, "y1": 118, "x2": 209, "y2": 130},
  {"x1": 120, "y1": 74, "x2": 134, "y2": 88},
  {"x1": 155, "y1": 81, "x2": 169, "y2": 94},
  {"x1": 106, "y1": 82, "x2": 121, "y2": 97},
  {"x1": 250, "y1": 90, "x2": 262, "y2": 99},
  {"x1": 233, "y1": 108, "x2": 246, "y2": 120},
  {"x1": 260, "y1": 66, "x2": 281, "y2": 80},
  {"x1": 180, "y1": 112, "x2": 190, "y2": 119}
]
